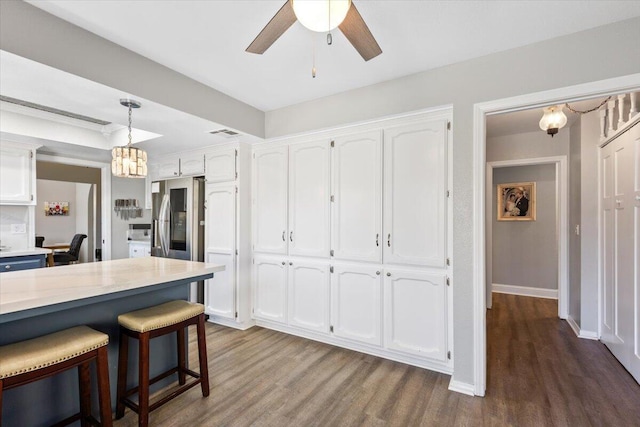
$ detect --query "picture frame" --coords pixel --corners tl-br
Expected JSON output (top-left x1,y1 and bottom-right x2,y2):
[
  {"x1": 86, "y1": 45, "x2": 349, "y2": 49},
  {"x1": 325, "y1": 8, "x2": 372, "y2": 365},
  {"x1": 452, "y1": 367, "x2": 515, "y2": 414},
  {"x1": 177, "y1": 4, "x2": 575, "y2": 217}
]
[
  {"x1": 44, "y1": 201, "x2": 69, "y2": 216},
  {"x1": 497, "y1": 182, "x2": 536, "y2": 221}
]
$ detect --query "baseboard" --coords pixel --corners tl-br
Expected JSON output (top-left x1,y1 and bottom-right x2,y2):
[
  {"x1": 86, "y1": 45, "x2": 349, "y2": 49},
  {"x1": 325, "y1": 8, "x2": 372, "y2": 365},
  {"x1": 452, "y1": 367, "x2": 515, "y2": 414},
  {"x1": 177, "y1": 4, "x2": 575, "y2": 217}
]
[
  {"x1": 448, "y1": 378, "x2": 475, "y2": 396},
  {"x1": 206, "y1": 315, "x2": 256, "y2": 331},
  {"x1": 492, "y1": 283, "x2": 558, "y2": 300},
  {"x1": 566, "y1": 316, "x2": 599, "y2": 340}
]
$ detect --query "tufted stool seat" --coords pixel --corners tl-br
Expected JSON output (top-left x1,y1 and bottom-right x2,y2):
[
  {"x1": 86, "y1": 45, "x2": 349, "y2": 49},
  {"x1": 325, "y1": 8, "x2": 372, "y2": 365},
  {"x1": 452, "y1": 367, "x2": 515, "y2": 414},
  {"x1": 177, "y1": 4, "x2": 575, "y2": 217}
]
[
  {"x1": 0, "y1": 326, "x2": 112, "y2": 426},
  {"x1": 115, "y1": 300, "x2": 209, "y2": 427}
]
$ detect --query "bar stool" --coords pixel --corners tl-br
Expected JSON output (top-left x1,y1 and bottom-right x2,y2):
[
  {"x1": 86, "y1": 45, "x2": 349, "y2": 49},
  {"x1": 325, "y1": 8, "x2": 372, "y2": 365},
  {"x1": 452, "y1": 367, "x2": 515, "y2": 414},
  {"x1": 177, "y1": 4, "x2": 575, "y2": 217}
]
[
  {"x1": 0, "y1": 326, "x2": 112, "y2": 426},
  {"x1": 115, "y1": 300, "x2": 209, "y2": 427}
]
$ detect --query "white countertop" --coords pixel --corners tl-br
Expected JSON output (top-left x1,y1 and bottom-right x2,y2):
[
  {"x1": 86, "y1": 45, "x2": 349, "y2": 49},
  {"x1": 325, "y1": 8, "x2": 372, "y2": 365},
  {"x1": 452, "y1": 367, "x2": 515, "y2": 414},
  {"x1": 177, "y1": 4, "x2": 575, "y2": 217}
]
[
  {"x1": 0, "y1": 248, "x2": 52, "y2": 258},
  {"x1": 0, "y1": 257, "x2": 224, "y2": 316}
]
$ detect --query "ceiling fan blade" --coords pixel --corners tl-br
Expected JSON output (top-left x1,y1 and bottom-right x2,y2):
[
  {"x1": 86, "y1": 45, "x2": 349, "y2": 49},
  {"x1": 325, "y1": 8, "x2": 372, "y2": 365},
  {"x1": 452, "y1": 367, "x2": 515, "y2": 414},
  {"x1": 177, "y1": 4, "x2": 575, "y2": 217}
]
[
  {"x1": 246, "y1": 0, "x2": 297, "y2": 54},
  {"x1": 338, "y1": 2, "x2": 382, "y2": 61}
]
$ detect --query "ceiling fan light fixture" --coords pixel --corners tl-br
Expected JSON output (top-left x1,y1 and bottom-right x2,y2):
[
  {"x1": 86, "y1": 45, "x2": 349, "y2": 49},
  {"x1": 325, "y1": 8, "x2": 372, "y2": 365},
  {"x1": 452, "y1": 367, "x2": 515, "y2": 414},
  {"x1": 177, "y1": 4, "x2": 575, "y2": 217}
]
[
  {"x1": 539, "y1": 105, "x2": 567, "y2": 137},
  {"x1": 292, "y1": 0, "x2": 351, "y2": 32}
]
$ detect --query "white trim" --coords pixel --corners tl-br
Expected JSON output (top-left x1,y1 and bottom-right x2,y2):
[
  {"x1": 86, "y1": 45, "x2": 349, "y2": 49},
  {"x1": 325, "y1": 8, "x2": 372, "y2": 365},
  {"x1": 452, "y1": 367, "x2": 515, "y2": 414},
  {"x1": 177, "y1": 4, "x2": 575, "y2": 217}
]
[
  {"x1": 492, "y1": 284, "x2": 558, "y2": 300},
  {"x1": 36, "y1": 154, "x2": 112, "y2": 261},
  {"x1": 472, "y1": 73, "x2": 640, "y2": 397},
  {"x1": 567, "y1": 315, "x2": 599, "y2": 340},
  {"x1": 206, "y1": 316, "x2": 256, "y2": 331},
  {"x1": 448, "y1": 378, "x2": 475, "y2": 396},
  {"x1": 487, "y1": 155, "x2": 568, "y2": 317}
]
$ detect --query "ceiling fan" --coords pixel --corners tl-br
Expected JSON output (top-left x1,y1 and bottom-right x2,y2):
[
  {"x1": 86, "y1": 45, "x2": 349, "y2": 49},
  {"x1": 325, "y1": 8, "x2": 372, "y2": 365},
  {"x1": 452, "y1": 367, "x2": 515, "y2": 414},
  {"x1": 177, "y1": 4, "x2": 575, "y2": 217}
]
[{"x1": 246, "y1": 0, "x2": 382, "y2": 61}]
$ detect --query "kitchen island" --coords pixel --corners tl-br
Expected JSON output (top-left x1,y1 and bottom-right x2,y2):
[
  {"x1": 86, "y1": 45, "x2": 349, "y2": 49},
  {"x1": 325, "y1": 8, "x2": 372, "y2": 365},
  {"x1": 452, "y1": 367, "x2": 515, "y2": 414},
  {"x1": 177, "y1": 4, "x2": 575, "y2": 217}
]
[{"x1": 0, "y1": 257, "x2": 224, "y2": 426}]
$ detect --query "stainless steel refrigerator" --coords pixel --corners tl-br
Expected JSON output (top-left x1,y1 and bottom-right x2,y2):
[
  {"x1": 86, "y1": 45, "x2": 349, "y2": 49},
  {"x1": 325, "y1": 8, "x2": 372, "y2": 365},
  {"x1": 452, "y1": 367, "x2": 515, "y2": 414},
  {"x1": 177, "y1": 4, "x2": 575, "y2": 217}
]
[{"x1": 151, "y1": 177, "x2": 205, "y2": 301}]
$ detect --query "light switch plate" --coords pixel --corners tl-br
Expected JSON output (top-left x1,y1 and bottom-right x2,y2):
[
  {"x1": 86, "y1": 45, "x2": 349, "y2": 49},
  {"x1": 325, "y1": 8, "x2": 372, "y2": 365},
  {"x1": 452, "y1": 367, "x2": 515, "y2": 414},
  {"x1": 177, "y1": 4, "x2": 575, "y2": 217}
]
[{"x1": 11, "y1": 224, "x2": 26, "y2": 234}]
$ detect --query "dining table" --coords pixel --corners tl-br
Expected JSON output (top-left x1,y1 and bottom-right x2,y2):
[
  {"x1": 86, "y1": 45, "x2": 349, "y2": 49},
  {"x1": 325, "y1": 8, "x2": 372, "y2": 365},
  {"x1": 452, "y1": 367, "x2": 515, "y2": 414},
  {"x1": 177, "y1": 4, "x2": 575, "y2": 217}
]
[
  {"x1": 42, "y1": 243, "x2": 72, "y2": 266},
  {"x1": 0, "y1": 257, "x2": 224, "y2": 426}
]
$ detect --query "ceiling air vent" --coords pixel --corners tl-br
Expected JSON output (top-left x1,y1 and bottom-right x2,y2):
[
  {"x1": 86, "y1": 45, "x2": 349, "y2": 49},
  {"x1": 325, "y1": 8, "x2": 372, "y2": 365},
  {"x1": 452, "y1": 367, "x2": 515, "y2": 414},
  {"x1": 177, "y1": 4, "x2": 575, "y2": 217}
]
[
  {"x1": 209, "y1": 128, "x2": 240, "y2": 138},
  {"x1": 0, "y1": 95, "x2": 112, "y2": 126}
]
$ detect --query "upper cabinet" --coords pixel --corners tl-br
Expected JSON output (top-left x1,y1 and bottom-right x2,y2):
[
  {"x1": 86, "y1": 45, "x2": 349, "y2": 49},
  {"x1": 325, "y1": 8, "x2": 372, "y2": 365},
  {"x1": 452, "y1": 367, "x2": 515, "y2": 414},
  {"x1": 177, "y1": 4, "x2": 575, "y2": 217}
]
[
  {"x1": 253, "y1": 146, "x2": 289, "y2": 255},
  {"x1": 205, "y1": 148, "x2": 237, "y2": 183},
  {"x1": 156, "y1": 158, "x2": 180, "y2": 179},
  {"x1": 288, "y1": 141, "x2": 331, "y2": 258},
  {"x1": 0, "y1": 141, "x2": 37, "y2": 205},
  {"x1": 331, "y1": 131, "x2": 382, "y2": 263},
  {"x1": 383, "y1": 120, "x2": 448, "y2": 267},
  {"x1": 156, "y1": 153, "x2": 204, "y2": 179}
]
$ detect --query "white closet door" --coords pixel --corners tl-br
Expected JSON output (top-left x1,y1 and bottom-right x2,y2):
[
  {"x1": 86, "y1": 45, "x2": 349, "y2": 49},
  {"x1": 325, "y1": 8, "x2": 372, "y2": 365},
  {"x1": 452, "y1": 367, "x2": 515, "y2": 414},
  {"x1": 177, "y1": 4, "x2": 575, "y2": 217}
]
[
  {"x1": 384, "y1": 269, "x2": 447, "y2": 362},
  {"x1": 204, "y1": 184, "x2": 236, "y2": 319},
  {"x1": 331, "y1": 264, "x2": 382, "y2": 346},
  {"x1": 253, "y1": 147, "x2": 288, "y2": 254},
  {"x1": 205, "y1": 148, "x2": 236, "y2": 183},
  {"x1": 288, "y1": 260, "x2": 330, "y2": 333},
  {"x1": 253, "y1": 257, "x2": 287, "y2": 323},
  {"x1": 632, "y1": 127, "x2": 640, "y2": 383},
  {"x1": 331, "y1": 131, "x2": 382, "y2": 262},
  {"x1": 289, "y1": 141, "x2": 331, "y2": 257},
  {"x1": 383, "y1": 120, "x2": 447, "y2": 267}
]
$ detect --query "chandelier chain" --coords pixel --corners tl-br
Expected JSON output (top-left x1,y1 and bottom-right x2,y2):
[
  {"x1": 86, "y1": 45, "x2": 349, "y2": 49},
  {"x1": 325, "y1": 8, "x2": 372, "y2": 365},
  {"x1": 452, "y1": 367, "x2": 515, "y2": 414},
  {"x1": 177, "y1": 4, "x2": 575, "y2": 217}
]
[
  {"x1": 127, "y1": 104, "x2": 133, "y2": 146},
  {"x1": 565, "y1": 96, "x2": 611, "y2": 115}
]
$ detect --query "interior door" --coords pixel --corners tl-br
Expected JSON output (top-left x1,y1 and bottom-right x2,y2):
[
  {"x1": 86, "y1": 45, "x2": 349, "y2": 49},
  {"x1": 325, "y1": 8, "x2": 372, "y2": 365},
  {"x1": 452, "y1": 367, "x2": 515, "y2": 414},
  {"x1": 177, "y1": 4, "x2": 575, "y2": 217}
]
[
  {"x1": 289, "y1": 141, "x2": 331, "y2": 258},
  {"x1": 331, "y1": 131, "x2": 383, "y2": 262},
  {"x1": 253, "y1": 147, "x2": 288, "y2": 255},
  {"x1": 632, "y1": 126, "x2": 640, "y2": 383},
  {"x1": 288, "y1": 260, "x2": 330, "y2": 333},
  {"x1": 383, "y1": 120, "x2": 447, "y2": 267},
  {"x1": 204, "y1": 183, "x2": 236, "y2": 319}
]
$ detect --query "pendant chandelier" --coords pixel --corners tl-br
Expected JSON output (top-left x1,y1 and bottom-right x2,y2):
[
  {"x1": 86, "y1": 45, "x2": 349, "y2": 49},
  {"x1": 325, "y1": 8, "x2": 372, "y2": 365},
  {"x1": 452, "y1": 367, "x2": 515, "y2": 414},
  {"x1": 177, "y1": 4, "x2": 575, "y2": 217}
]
[
  {"x1": 111, "y1": 99, "x2": 147, "y2": 178},
  {"x1": 539, "y1": 97, "x2": 611, "y2": 138}
]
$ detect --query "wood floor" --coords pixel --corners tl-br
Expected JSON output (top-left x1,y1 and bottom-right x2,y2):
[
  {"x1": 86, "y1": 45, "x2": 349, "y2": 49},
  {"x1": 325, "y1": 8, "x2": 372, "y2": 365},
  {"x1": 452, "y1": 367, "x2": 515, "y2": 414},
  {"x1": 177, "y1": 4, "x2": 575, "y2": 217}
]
[{"x1": 113, "y1": 294, "x2": 640, "y2": 426}]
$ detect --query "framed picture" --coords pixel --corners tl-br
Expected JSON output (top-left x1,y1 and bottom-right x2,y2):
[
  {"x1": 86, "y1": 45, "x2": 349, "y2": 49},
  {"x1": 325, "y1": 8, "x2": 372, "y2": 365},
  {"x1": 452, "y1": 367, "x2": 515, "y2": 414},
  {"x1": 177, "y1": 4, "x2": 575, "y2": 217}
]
[
  {"x1": 497, "y1": 182, "x2": 536, "y2": 221},
  {"x1": 44, "y1": 201, "x2": 69, "y2": 216}
]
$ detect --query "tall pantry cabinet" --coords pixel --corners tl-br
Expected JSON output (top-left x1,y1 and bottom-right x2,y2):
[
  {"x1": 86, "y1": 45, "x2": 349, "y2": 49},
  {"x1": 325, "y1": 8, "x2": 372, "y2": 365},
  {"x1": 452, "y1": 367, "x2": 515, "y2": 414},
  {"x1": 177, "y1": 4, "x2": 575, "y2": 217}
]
[{"x1": 252, "y1": 109, "x2": 453, "y2": 374}]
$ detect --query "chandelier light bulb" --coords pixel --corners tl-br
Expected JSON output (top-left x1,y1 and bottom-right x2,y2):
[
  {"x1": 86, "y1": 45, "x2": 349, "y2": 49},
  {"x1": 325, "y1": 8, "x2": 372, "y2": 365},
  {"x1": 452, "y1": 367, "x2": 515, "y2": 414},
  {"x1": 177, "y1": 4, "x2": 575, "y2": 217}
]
[
  {"x1": 539, "y1": 105, "x2": 567, "y2": 137},
  {"x1": 292, "y1": 0, "x2": 351, "y2": 32}
]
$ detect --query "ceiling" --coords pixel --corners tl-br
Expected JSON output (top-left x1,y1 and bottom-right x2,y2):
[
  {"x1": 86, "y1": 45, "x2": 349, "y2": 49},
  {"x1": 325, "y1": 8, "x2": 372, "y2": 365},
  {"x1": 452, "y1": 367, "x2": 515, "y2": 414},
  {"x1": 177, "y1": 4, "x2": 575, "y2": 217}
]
[{"x1": 27, "y1": 1, "x2": 640, "y2": 112}]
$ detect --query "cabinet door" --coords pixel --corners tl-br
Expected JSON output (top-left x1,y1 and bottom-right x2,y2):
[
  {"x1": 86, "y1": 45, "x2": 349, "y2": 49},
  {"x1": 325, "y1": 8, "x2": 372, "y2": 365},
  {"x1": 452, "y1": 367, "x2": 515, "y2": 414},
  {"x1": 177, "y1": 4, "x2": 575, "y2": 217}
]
[
  {"x1": 384, "y1": 120, "x2": 447, "y2": 267},
  {"x1": 384, "y1": 269, "x2": 448, "y2": 362},
  {"x1": 205, "y1": 148, "x2": 236, "y2": 183},
  {"x1": 288, "y1": 260, "x2": 330, "y2": 333},
  {"x1": 253, "y1": 147, "x2": 288, "y2": 254},
  {"x1": 204, "y1": 184, "x2": 237, "y2": 319},
  {"x1": 0, "y1": 145, "x2": 32, "y2": 203},
  {"x1": 331, "y1": 264, "x2": 382, "y2": 346},
  {"x1": 289, "y1": 141, "x2": 331, "y2": 257},
  {"x1": 180, "y1": 154, "x2": 205, "y2": 177},
  {"x1": 332, "y1": 131, "x2": 382, "y2": 262},
  {"x1": 253, "y1": 257, "x2": 287, "y2": 323},
  {"x1": 157, "y1": 158, "x2": 180, "y2": 179}
]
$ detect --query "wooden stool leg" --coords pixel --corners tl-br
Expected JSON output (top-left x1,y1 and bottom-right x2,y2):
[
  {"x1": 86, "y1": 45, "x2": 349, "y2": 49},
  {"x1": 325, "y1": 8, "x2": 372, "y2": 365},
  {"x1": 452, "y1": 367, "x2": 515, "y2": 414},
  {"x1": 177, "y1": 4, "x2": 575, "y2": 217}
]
[
  {"x1": 177, "y1": 328, "x2": 186, "y2": 385},
  {"x1": 96, "y1": 346, "x2": 113, "y2": 427},
  {"x1": 115, "y1": 330, "x2": 129, "y2": 419},
  {"x1": 0, "y1": 378, "x2": 4, "y2": 425},
  {"x1": 138, "y1": 332, "x2": 150, "y2": 427},
  {"x1": 196, "y1": 314, "x2": 209, "y2": 397},
  {"x1": 78, "y1": 362, "x2": 91, "y2": 427}
]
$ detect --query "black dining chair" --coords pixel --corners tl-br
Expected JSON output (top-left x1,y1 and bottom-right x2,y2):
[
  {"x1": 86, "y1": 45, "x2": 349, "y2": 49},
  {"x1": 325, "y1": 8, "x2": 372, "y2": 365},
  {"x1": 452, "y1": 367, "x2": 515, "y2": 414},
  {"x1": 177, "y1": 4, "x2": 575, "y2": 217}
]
[
  {"x1": 35, "y1": 236, "x2": 45, "y2": 247},
  {"x1": 53, "y1": 234, "x2": 87, "y2": 266}
]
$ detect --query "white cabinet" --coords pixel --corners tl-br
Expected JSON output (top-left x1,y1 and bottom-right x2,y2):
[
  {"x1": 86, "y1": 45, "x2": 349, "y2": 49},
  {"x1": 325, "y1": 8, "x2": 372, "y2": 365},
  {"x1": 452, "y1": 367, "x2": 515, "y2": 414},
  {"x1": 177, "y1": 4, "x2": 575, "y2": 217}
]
[
  {"x1": 384, "y1": 269, "x2": 448, "y2": 362},
  {"x1": 0, "y1": 143, "x2": 34, "y2": 204},
  {"x1": 253, "y1": 147, "x2": 288, "y2": 255},
  {"x1": 331, "y1": 264, "x2": 382, "y2": 346},
  {"x1": 288, "y1": 260, "x2": 330, "y2": 333},
  {"x1": 204, "y1": 183, "x2": 237, "y2": 320},
  {"x1": 128, "y1": 242, "x2": 151, "y2": 258},
  {"x1": 384, "y1": 120, "x2": 448, "y2": 267},
  {"x1": 288, "y1": 141, "x2": 331, "y2": 258},
  {"x1": 331, "y1": 131, "x2": 382, "y2": 262},
  {"x1": 253, "y1": 256, "x2": 288, "y2": 323},
  {"x1": 145, "y1": 164, "x2": 158, "y2": 209},
  {"x1": 205, "y1": 148, "x2": 236, "y2": 183},
  {"x1": 180, "y1": 154, "x2": 205, "y2": 177},
  {"x1": 157, "y1": 158, "x2": 181, "y2": 179}
]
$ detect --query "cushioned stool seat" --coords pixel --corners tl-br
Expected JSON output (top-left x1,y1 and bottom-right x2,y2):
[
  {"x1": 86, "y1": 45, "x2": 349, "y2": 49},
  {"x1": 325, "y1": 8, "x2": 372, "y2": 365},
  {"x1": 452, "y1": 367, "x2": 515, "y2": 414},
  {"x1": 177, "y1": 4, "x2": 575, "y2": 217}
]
[
  {"x1": 115, "y1": 300, "x2": 209, "y2": 427},
  {"x1": 0, "y1": 326, "x2": 112, "y2": 426}
]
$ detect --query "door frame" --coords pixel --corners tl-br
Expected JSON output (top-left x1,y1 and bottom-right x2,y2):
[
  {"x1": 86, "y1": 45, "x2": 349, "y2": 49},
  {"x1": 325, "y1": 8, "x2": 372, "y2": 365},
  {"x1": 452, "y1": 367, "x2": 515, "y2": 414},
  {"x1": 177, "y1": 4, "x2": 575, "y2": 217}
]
[
  {"x1": 486, "y1": 156, "x2": 568, "y2": 317},
  {"x1": 37, "y1": 154, "x2": 112, "y2": 261},
  {"x1": 472, "y1": 73, "x2": 640, "y2": 397}
]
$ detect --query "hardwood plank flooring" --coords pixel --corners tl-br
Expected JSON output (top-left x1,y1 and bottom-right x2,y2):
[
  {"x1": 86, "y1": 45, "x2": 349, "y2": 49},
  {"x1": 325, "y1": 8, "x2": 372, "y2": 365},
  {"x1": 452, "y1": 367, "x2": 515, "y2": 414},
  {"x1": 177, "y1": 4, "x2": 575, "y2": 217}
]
[{"x1": 113, "y1": 294, "x2": 640, "y2": 426}]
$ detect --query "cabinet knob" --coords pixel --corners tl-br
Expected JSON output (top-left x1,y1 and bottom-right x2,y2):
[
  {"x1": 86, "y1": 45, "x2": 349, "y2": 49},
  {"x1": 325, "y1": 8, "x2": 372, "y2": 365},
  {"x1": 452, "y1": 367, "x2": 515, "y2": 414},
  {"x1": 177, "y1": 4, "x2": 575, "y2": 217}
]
[
  {"x1": 386, "y1": 272, "x2": 391, "y2": 277},
  {"x1": 376, "y1": 271, "x2": 380, "y2": 275},
  {"x1": 282, "y1": 261, "x2": 285, "y2": 265},
  {"x1": 5, "y1": 265, "x2": 10, "y2": 270},
  {"x1": 289, "y1": 262, "x2": 293, "y2": 266}
]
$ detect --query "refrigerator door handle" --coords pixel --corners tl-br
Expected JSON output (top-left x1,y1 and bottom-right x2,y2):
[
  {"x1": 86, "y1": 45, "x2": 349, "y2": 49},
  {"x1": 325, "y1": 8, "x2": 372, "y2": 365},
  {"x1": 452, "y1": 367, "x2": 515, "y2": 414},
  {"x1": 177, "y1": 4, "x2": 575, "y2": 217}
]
[{"x1": 159, "y1": 194, "x2": 171, "y2": 257}]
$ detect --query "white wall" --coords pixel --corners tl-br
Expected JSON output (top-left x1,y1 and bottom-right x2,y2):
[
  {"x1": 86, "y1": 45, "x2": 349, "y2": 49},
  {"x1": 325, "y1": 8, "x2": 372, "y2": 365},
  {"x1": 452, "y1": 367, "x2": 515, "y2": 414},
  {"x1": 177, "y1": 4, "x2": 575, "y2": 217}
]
[
  {"x1": 492, "y1": 164, "x2": 557, "y2": 290},
  {"x1": 35, "y1": 180, "x2": 77, "y2": 245},
  {"x1": 569, "y1": 118, "x2": 582, "y2": 325},
  {"x1": 0, "y1": 205, "x2": 29, "y2": 250},
  {"x1": 110, "y1": 176, "x2": 151, "y2": 260}
]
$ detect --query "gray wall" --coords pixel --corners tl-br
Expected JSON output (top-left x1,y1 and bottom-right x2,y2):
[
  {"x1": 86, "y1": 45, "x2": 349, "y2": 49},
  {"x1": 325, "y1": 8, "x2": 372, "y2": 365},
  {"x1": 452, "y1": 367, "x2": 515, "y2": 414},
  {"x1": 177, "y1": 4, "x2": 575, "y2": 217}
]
[
  {"x1": 110, "y1": 177, "x2": 151, "y2": 260},
  {"x1": 5, "y1": 0, "x2": 639, "y2": 386},
  {"x1": 569, "y1": 118, "x2": 582, "y2": 324},
  {"x1": 35, "y1": 180, "x2": 78, "y2": 246},
  {"x1": 492, "y1": 165, "x2": 557, "y2": 289}
]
